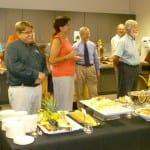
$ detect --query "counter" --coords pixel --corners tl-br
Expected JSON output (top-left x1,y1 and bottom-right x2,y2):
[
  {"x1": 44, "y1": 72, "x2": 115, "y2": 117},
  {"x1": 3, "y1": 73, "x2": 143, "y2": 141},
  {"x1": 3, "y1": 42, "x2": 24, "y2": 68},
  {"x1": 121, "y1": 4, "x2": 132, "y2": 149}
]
[
  {"x1": 139, "y1": 61, "x2": 150, "y2": 77},
  {"x1": 0, "y1": 71, "x2": 9, "y2": 105},
  {"x1": 98, "y1": 61, "x2": 150, "y2": 94},
  {"x1": 98, "y1": 63, "x2": 117, "y2": 95}
]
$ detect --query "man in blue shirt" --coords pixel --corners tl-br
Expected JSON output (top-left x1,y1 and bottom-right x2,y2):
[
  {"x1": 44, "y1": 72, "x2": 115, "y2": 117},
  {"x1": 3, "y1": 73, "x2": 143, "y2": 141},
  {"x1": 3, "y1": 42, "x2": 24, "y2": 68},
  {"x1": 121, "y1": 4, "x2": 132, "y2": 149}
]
[
  {"x1": 73, "y1": 27, "x2": 100, "y2": 107},
  {"x1": 113, "y1": 20, "x2": 140, "y2": 97}
]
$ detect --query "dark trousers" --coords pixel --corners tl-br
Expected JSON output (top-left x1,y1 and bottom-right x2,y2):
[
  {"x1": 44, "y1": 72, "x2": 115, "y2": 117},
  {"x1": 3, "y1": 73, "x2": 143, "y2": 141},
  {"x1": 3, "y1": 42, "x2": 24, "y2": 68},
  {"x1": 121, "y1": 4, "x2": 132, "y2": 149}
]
[
  {"x1": 117, "y1": 62, "x2": 139, "y2": 97},
  {"x1": 48, "y1": 73, "x2": 53, "y2": 93}
]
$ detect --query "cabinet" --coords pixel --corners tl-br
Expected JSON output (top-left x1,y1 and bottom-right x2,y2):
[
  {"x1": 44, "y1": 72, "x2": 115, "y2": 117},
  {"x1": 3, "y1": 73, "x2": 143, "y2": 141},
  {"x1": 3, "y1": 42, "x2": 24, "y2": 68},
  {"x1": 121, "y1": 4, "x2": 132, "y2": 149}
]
[
  {"x1": 0, "y1": 8, "x2": 136, "y2": 45},
  {"x1": 98, "y1": 65, "x2": 117, "y2": 94},
  {"x1": 22, "y1": 10, "x2": 55, "y2": 43},
  {"x1": 0, "y1": 9, "x2": 22, "y2": 45},
  {"x1": 54, "y1": 11, "x2": 85, "y2": 42},
  {"x1": 0, "y1": 72, "x2": 9, "y2": 105},
  {"x1": 84, "y1": 13, "x2": 136, "y2": 52}
]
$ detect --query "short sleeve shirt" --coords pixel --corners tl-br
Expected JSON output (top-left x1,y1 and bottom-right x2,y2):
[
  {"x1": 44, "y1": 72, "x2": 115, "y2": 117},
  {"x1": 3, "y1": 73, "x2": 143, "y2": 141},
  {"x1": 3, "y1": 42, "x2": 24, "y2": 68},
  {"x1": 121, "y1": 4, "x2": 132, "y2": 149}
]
[{"x1": 115, "y1": 34, "x2": 140, "y2": 66}]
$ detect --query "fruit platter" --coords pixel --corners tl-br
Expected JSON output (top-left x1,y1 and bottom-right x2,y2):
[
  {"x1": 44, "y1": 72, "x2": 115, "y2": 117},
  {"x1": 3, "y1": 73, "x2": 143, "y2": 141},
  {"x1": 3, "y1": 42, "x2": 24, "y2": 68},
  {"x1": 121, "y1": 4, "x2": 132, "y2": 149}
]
[{"x1": 37, "y1": 96, "x2": 82, "y2": 134}]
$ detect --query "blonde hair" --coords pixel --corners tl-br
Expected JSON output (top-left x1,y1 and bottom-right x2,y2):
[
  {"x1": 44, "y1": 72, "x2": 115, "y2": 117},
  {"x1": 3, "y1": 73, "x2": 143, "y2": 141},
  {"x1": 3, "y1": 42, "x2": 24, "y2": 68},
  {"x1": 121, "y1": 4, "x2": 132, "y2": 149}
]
[
  {"x1": 79, "y1": 26, "x2": 90, "y2": 34},
  {"x1": 15, "y1": 21, "x2": 33, "y2": 33}
]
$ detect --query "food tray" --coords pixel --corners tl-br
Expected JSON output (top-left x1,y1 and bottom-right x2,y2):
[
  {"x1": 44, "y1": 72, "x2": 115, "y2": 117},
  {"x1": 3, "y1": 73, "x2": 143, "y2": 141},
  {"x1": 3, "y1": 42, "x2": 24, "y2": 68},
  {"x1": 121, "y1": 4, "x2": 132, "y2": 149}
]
[
  {"x1": 80, "y1": 99, "x2": 133, "y2": 120},
  {"x1": 38, "y1": 116, "x2": 83, "y2": 135},
  {"x1": 67, "y1": 112, "x2": 100, "y2": 127}
]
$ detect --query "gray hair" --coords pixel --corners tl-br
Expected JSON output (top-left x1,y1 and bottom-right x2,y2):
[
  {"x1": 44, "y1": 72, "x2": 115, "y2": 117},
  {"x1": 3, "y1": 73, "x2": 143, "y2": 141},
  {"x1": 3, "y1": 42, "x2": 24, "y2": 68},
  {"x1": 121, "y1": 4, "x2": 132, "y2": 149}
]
[{"x1": 125, "y1": 20, "x2": 138, "y2": 32}]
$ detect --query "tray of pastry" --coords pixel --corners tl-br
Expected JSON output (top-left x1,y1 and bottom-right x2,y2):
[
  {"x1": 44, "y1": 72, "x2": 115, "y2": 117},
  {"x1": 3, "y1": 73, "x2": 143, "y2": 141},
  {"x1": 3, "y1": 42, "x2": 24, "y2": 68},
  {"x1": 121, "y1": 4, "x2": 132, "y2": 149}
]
[{"x1": 68, "y1": 110, "x2": 100, "y2": 126}]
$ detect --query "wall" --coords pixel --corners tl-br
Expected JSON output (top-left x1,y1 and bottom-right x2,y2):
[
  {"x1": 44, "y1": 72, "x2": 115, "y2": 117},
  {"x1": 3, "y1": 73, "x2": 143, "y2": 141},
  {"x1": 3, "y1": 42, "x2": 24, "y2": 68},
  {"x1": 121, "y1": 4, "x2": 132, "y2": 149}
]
[
  {"x1": 130, "y1": 0, "x2": 150, "y2": 42},
  {"x1": 130, "y1": 0, "x2": 150, "y2": 61},
  {"x1": 0, "y1": 0, "x2": 131, "y2": 14},
  {"x1": 0, "y1": 8, "x2": 135, "y2": 54}
]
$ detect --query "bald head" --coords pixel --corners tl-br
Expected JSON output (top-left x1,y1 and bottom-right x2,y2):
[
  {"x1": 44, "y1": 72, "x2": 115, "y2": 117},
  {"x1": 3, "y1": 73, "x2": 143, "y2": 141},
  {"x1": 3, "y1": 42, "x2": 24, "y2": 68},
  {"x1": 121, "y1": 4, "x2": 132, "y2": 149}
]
[
  {"x1": 79, "y1": 26, "x2": 90, "y2": 41},
  {"x1": 116, "y1": 24, "x2": 125, "y2": 37}
]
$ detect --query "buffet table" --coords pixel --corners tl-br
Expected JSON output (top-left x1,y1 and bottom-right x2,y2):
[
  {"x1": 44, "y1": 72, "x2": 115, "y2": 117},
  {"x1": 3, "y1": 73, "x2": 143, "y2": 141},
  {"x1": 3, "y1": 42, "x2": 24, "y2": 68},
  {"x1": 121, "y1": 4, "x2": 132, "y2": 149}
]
[{"x1": 1, "y1": 116, "x2": 150, "y2": 150}]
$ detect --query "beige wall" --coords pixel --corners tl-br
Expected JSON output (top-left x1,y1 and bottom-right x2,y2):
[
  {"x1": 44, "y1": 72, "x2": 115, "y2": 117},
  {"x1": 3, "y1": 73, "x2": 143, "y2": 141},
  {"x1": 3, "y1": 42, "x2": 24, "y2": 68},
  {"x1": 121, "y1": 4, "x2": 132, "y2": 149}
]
[
  {"x1": 0, "y1": 8, "x2": 135, "y2": 47},
  {"x1": 130, "y1": 0, "x2": 150, "y2": 42},
  {"x1": 0, "y1": 0, "x2": 131, "y2": 14}
]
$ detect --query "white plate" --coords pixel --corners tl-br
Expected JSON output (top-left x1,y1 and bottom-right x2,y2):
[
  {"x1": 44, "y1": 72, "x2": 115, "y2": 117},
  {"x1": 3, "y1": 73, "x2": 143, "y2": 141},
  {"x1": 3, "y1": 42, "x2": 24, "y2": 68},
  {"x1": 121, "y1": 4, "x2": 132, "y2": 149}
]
[
  {"x1": 139, "y1": 114, "x2": 150, "y2": 122},
  {"x1": 80, "y1": 100, "x2": 133, "y2": 116},
  {"x1": 38, "y1": 116, "x2": 83, "y2": 135},
  {"x1": 13, "y1": 135, "x2": 34, "y2": 145}
]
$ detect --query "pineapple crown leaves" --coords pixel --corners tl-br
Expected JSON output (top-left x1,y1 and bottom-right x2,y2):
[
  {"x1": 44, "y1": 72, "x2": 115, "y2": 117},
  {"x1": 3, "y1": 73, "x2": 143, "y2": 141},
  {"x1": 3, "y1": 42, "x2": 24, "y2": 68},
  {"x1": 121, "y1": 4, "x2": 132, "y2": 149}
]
[{"x1": 42, "y1": 96, "x2": 57, "y2": 112}]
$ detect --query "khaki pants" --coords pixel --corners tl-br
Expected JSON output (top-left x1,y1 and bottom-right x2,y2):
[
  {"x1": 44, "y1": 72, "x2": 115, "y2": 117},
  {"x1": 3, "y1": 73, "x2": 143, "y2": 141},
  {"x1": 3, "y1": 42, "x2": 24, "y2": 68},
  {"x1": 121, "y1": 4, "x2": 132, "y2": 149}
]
[
  {"x1": 8, "y1": 85, "x2": 42, "y2": 114},
  {"x1": 75, "y1": 65, "x2": 98, "y2": 107}
]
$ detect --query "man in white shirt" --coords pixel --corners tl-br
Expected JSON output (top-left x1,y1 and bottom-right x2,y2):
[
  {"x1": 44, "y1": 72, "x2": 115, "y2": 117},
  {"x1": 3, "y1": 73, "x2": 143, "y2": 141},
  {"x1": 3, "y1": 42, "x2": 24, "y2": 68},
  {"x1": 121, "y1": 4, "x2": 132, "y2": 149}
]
[
  {"x1": 113, "y1": 20, "x2": 140, "y2": 97},
  {"x1": 111, "y1": 24, "x2": 125, "y2": 90},
  {"x1": 111, "y1": 24, "x2": 125, "y2": 55}
]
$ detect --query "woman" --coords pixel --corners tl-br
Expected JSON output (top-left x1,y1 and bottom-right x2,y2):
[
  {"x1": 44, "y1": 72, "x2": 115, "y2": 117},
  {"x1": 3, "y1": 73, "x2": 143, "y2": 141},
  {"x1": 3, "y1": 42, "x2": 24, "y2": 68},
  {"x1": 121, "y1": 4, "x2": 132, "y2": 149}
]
[{"x1": 49, "y1": 16, "x2": 80, "y2": 111}]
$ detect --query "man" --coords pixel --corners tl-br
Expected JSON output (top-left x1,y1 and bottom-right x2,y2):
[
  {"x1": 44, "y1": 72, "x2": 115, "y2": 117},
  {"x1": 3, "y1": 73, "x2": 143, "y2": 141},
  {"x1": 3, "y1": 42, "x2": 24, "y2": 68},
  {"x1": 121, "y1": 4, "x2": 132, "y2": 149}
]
[
  {"x1": 5, "y1": 21, "x2": 48, "y2": 114},
  {"x1": 111, "y1": 24, "x2": 125, "y2": 55},
  {"x1": 111, "y1": 24, "x2": 125, "y2": 88},
  {"x1": 113, "y1": 20, "x2": 140, "y2": 97},
  {"x1": 73, "y1": 26, "x2": 100, "y2": 107}
]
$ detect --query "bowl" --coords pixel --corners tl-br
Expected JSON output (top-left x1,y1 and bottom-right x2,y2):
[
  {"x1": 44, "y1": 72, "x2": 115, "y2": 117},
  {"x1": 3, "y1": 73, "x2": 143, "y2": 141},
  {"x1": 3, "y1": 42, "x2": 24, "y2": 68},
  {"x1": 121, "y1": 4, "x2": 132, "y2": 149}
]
[
  {"x1": 136, "y1": 107, "x2": 150, "y2": 122},
  {"x1": 21, "y1": 114, "x2": 37, "y2": 133},
  {"x1": 0, "y1": 109, "x2": 15, "y2": 121},
  {"x1": 139, "y1": 113, "x2": 150, "y2": 122},
  {"x1": 128, "y1": 90, "x2": 150, "y2": 105},
  {"x1": 12, "y1": 111, "x2": 28, "y2": 118},
  {"x1": 13, "y1": 135, "x2": 34, "y2": 145},
  {"x1": 2, "y1": 117, "x2": 18, "y2": 131},
  {"x1": 6, "y1": 121, "x2": 25, "y2": 138}
]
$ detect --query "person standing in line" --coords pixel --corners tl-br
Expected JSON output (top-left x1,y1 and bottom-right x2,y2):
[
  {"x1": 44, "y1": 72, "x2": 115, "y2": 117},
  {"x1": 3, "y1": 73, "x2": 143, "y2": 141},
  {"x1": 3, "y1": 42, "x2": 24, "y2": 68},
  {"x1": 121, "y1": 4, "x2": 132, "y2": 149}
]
[
  {"x1": 45, "y1": 42, "x2": 54, "y2": 96},
  {"x1": 111, "y1": 24, "x2": 125, "y2": 90},
  {"x1": 49, "y1": 16, "x2": 81, "y2": 111},
  {"x1": 111, "y1": 24, "x2": 125, "y2": 56},
  {"x1": 6, "y1": 33, "x2": 18, "y2": 45},
  {"x1": 5, "y1": 21, "x2": 48, "y2": 114},
  {"x1": 113, "y1": 20, "x2": 140, "y2": 97},
  {"x1": 73, "y1": 27, "x2": 100, "y2": 107}
]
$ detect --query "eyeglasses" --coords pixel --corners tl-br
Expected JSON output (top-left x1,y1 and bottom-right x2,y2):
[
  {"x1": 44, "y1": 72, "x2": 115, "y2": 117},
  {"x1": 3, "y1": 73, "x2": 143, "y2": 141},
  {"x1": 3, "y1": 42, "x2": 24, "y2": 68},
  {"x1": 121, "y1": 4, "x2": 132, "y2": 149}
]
[{"x1": 20, "y1": 31, "x2": 34, "y2": 35}]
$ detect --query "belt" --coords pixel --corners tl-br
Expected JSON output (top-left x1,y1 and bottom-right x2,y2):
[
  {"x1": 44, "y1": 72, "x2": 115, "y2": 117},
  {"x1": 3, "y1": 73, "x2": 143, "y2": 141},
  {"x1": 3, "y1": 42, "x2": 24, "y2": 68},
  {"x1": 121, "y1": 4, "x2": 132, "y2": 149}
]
[
  {"x1": 76, "y1": 63, "x2": 94, "y2": 67},
  {"x1": 120, "y1": 62, "x2": 139, "y2": 67},
  {"x1": 10, "y1": 83, "x2": 40, "y2": 87}
]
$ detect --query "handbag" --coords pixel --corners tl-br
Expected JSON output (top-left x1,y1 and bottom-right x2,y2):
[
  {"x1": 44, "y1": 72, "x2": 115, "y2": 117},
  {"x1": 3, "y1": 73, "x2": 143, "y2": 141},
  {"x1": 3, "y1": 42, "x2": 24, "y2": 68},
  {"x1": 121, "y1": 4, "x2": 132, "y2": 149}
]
[{"x1": 144, "y1": 51, "x2": 150, "y2": 63}]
